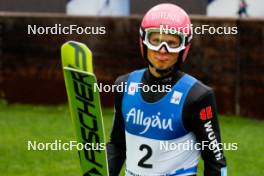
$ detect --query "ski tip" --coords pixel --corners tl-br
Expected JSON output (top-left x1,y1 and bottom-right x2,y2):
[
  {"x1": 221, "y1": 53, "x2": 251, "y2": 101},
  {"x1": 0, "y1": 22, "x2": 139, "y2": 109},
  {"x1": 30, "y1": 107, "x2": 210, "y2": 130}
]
[
  {"x1": 61, "y1": 40, "x2": 93, "y2": 72},
  {"x1": 61, "y1": 40, "x2": 92, "y2": 53}
]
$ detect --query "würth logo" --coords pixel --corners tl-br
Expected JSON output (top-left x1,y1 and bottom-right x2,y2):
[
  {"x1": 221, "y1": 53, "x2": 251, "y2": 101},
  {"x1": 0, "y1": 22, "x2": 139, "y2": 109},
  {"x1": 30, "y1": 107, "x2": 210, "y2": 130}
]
[{"x1": 200, "y1": 106, "x2": 213, "y2": 120}]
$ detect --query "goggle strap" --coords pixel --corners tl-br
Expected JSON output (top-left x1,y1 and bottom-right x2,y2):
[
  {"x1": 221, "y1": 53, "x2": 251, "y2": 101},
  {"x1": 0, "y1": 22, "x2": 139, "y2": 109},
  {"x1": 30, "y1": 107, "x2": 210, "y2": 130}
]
[
  {"x1": 140, "y1": 27, "x2": 145, "y2": 38},
  {"x1": 186, "y1": 34, "x2": 193, "y2": 45}
]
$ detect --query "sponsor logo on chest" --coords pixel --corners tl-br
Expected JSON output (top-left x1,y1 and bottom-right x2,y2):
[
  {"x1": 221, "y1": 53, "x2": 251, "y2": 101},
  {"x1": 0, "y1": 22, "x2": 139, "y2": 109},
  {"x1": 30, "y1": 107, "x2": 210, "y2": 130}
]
[{"x1": 125, "y1": 108, "x2": 173, "y2": 134}]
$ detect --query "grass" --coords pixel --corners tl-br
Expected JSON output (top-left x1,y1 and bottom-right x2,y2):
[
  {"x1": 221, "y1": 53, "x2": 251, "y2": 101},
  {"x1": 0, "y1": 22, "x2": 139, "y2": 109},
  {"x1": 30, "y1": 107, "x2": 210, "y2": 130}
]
[{"x1": 0, "y1": 103, "x2": 263, "y2": 176}]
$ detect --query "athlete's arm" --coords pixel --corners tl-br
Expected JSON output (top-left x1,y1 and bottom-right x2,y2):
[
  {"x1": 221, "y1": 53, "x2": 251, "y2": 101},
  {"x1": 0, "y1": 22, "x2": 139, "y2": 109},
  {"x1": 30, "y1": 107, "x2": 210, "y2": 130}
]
[
  {"x1": 183, "y1": 83, "x2": 227, "y2": 176},
  {"x1": 106, "y1": 74, "x2": 129, "y2": 176}
]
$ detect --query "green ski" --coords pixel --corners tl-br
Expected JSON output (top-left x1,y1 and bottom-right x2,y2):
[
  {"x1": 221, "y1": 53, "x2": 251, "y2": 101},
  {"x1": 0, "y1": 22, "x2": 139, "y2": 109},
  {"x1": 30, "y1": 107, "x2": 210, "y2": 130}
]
[{"x1": 61, "y1": 41, "x2": 109, "y2": 176}]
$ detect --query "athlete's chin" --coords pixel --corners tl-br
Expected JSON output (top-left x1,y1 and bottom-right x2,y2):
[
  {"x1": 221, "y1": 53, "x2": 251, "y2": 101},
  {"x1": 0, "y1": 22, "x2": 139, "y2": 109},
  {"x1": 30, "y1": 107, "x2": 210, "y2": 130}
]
[
  {"x1": 152, "y1": 62, "x2": 167, "y2": 69},
  {"x1": 155, "y1": 65, "x2": 171, "y2": 70}
]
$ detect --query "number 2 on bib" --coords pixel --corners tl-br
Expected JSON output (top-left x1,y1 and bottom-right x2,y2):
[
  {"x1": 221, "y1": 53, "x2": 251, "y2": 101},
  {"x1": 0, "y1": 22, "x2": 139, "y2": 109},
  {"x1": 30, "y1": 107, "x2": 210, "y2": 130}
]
[{"x1": 138, "y1": 144, "x2": 153, "y2": 168}]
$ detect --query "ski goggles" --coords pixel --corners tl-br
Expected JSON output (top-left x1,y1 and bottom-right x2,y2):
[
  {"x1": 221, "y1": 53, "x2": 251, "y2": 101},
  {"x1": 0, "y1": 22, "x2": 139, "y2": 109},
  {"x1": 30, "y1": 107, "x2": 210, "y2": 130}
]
[{"x1": 141, "y1": 28, "x2": 191, "y2": 53}]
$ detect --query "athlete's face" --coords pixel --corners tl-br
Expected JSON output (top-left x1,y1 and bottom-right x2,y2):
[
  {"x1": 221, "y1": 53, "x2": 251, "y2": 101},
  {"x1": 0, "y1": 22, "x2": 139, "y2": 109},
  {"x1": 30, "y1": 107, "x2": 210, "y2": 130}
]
[{"x1": 147, "y1": 33, "x2": 180, "y2": 74}]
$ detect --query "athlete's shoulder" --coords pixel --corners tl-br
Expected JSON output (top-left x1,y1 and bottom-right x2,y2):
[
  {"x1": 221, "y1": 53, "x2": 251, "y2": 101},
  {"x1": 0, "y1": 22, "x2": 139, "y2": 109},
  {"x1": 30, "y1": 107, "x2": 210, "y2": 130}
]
[
  {"x1": 115, "y1": 73, "x2": 130, "y2": 86},
  {"x1": 184, "y1": 73, "x2": 214, "y2": 104}
]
